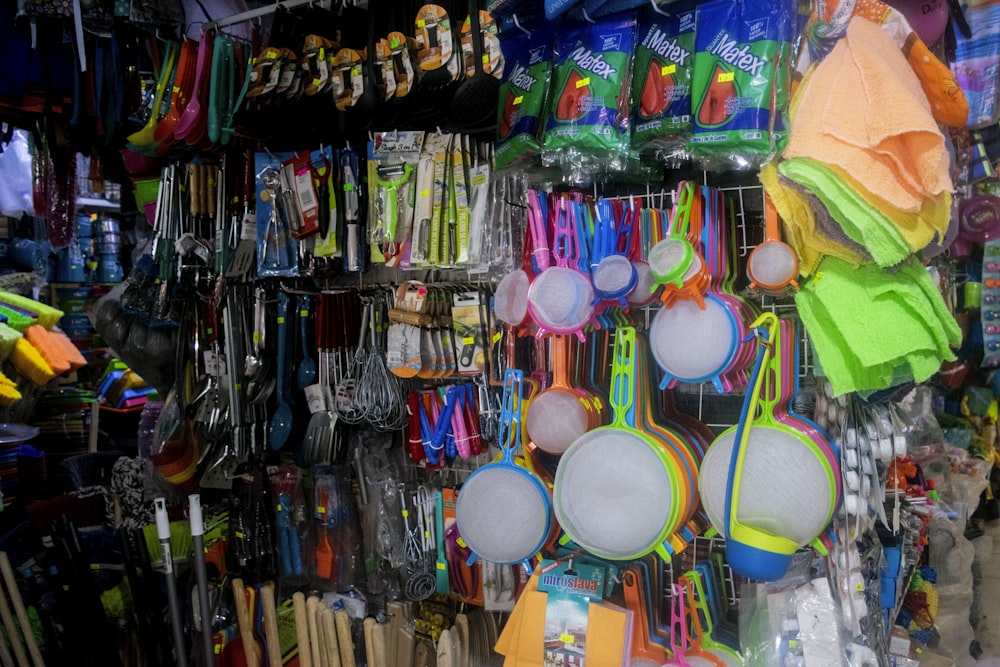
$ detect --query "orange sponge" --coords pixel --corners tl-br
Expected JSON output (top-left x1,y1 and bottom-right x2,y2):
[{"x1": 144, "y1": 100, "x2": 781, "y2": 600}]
[{"x1": 25, "y1": 326, "x2": 70, "y2": 375}]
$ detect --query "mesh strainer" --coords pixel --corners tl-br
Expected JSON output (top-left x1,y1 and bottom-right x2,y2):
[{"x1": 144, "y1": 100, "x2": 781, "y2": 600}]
[
  {"x1": 699, "y1": 314, "x2": 837, "y2": 581},
  {"x1": 649, "y1": 295, "x2": 738, "y2": 393},
  {"x1": 747, "y1": 195, "x2": 799, "y2": 295},
  {"x1": 527, "y1": 197, "x2": 595, "y2": 340},
  {"x1": 494, "y1": 270, "x2": 529, "y2": 327},
  {"x1": 553, "y1": 327, "x2": 687, "y2": 561},
  {"x1": 525, "y1": 335, "x2": 593, "y2": 454},
  {"x1": 591, "y1": 199, "x2": 639, "y2": 307},
  {"x1": 454, "y1": 369, "x2": 551, "y2": 570}
]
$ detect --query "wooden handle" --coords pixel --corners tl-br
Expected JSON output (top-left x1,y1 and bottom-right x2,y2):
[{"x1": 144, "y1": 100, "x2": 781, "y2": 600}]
[
  {"x1": 320, "y1": 606, "x2": 341, "y2": 667},
  {"x1": 0, "y1": 571, "x2": 28, "y2": 667},
  {"x1": 260, "y1": 584, "x2": 282, "y2": 667},
  {"x1": 207, "y1": 165, "x2": 218, "y2": 220},
  {"x1": 231, "y1": 579, "x2": 260, "y2": 667},
  {"x1": 371, "y1": 623, "x2": 387, "y2": 667},
  {"x1": 292, "y1": 593, "x2": 312, "y2": 667},
  {"x1": 335, "y1": 609, "x2": 355, "y2": 667},
  {"x1": 363, "y1": 617, "x2": 376, "y2": 667},
  {"x1": 0, "y1": 555, "x2": 42, "y2": 667},
  {"x1": 188, "y1": 163, "x2": 201, "y2": 217},
  {"x1": 306, "y1": 596, "x2": 324, "y2": 667}
]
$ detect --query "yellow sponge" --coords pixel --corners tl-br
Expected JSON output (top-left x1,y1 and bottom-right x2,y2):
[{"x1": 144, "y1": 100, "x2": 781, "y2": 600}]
[{"x1": 10, "y1": 338, "x2": 55, "y2": 387}]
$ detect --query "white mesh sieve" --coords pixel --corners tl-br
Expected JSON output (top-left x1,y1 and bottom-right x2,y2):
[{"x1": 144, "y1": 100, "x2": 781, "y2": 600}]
[
  {"x1": 593, "y1": 255, "x2": 635, "y2": 293},
  {"x1": 650, "y1": 299, "x2": 736, "y2": 381},
  {"x1": 554, "y1": 430, "x2": 674, "y2": 558},
  {"x1": 632, "y1": 658, "x2": 663, "y2": 667},
  {"x1": 495, "y1": 270, "x2": 529, "y2": 326},
  {"x1": 698, "y1": 426, "x2": 835, "y2": 546},
  {"x1": 526, "y1": 391, "x2": 590, "y2": 454},
  {"x1": 748, "y1": 243, "x2": 797, "y2": 288},
  {"x1": 681, "y1": 253, "x2": 703, "y2": 281},
  {"x1": 455, "y1": 466, "x2": 550, "y2": 563},
  {"x1": 528, "y1": 267, "x2": 595, "y2": 331},
  {"x1": 649, "y1": 239, "x2": 688, "y2": 278},
  {"x1": 629, "y1": 262, "x2": 655, "y2": 304}
]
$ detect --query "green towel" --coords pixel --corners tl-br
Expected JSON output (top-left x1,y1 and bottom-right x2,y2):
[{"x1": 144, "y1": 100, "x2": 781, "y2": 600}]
[
  {"x1": 0, "y1": 291, "x2": 63, "y2": 329},
  {"x1": 796, "y1": 255, "x2": 959, "y2": 395},
  {"x1": 0, "y1": 323, "x2": 22, "y2": 362},
  {"x1": 779, "y1": 158, "x2": 911, "y2": 268}
]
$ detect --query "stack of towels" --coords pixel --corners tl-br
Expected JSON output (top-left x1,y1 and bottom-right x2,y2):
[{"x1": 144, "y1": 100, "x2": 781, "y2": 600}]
[{"x1": 763, "y1": 17, "x2": 960, "y2": 396}]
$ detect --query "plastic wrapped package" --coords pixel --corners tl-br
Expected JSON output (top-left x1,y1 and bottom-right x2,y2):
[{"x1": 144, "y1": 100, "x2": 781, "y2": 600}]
[
  {"x1": 0, "y1": 129, "x2": 34, "y2": 217},
  {"x1": 926, "y1": 514, "x2": 976, "y2": 667},
  {"x1": 739, "y1": 554, "x2": 850, "y2": 667}
]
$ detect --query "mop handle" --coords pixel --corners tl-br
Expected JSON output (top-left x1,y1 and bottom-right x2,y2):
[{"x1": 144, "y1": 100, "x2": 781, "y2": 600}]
[
  {"x1": 155, "y1": 498, "x2": 188, "y2": 667},
  {"x1": 189, "y1": 495, "x2": 214, "y2": 667}
]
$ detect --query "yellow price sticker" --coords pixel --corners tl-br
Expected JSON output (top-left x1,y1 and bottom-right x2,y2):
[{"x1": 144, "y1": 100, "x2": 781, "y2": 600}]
[
  {"x1": 462, "y1": 336, "x2": 475, "y2": 345},
  {"x1": 318, "y1": 506, "x2": 326, "y2": 514},
  {"x1": 576, "y1": 77, "x2": 590, "y2": 89},
  {"x1": 717, "y1": 71, "x2": 735, "y2": 83},
  {"x1": 277, "y1": 317, "x2": 285, "y2": 324},
  {"x1": 456, "y1": 537, "x2": 467, "y2": 548},
  {"x1": 491, "y1": 331, "x2": 502, "y2": 345},
  {"x1": 661, "y1": 64, "x2": 676, "y2": 76},
  {"x1": 513, "y1": 95, "x2": 524, "y2": 105},
  {"x1": 560, "y1": 634, "x2": 575, "y2": 644},
  {"x1": 436, "y1": 562, "x2": 447, "y2": 570},
  {"x1": 402, "y1": 509, "x2": 409, "y2": 517},
  {"x1": 417, "y1": 18, "x2": 426, "y2": 28},
  {"x1": 421, "y1": 188, "x2": 430, "y2": 198}
]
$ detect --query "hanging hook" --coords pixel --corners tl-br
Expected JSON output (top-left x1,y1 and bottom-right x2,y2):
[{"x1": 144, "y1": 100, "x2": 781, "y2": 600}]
[
  {"x1": 511, "y1": 13, "x2": 531, "y2": 36},
  {"x1": 581, "y1": 7, "x2": 596, "y2": 23},
  {"x1": 649, "y1": 0, "x2": 669, "y2": 17}
]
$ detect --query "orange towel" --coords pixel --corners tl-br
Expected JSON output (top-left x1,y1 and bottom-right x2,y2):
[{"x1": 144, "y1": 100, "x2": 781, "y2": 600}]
[
  {"x1": 784, "y1": 18, "x2": 953, "y2": 214},
  {"x1": 807, "y1": 0, "x2": 967, "y2": 126}
]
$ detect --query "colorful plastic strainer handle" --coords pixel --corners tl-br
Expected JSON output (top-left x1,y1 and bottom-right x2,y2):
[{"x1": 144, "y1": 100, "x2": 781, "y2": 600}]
[
  {"x1": 498, "y1": 369, "x2": 523, "y2": 465},
  {"x1": 609, "y1": 327, "x2": 637, "y2": 429}
]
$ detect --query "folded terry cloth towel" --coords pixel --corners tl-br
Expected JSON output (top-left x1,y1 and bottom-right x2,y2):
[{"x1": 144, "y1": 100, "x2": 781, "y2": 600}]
[
  {"x1": 780, "y1": 176, "x2": 872, "y2": 260},
  {"x1": 760, "y1": 162, "x2": 865, "y2": 276},
  {"x1": 779, "y1": 158, "x2": 951, "y2": 266},
  {"x1": 795, "y1": 255, "x2": 959, "y2": 395},
  {"x1": 784, "y1": 17, "x2": 953, "y2": 214}
]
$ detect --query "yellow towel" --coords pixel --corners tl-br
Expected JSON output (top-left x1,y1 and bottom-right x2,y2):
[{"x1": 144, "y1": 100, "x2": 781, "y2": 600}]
[
  {"x1": 823, "y1": 163, "x2": 952, "y2": 253},
  {"x1": 760, "y1": 162, "x2": 865, "y2": 276},
  {"x1": 784, "y1": 18, "x2": 952, "y2": 214}
]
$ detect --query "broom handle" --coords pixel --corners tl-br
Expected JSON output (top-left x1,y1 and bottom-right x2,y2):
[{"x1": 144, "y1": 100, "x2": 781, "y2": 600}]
[
  {"x1": 0, "y1": 572, "x2": 27, "y2": 667},
  {"x1": 0, "y1": 554, "x2": 42, "y2": 667},
  {"x1": 188, "y1": 496, "x2": 214, "y2": 667},
  {"x1": 232, "y1": 579, "x2": 260, "y2": 667},
  {"x1": 292, "y1": 593, "x2": 312, "y2": 667}
]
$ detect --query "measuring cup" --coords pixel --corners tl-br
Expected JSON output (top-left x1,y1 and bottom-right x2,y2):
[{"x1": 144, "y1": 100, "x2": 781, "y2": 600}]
[
  {"x1": 455, "y1": 369, "x2": 551, "y2": 571},
  {"x1": 747, "y1": 194, "x2": 799, "y2": 295},
  {"x1": 527, "y1": 197, "x2": 596, "y2": 341},
  {"x1": 525, "y1": 335, "x2": 594, "y2": 454},
  {"x1": 553, "y1": 326, "x2": 687, "y2": 561},
  {"x1": 699, "y1": 314, "x2": 837, "y2": 581}
]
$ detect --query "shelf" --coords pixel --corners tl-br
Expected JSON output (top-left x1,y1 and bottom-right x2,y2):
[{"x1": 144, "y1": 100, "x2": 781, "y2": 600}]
[{"x1": 75, "y1": 197, "x2": 121, "y2": 212}]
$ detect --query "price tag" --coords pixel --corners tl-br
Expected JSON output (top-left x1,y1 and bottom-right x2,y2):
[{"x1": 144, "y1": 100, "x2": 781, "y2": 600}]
[
  {"x1": 661, "y1": 64, "x2": 676, "y2": 76},
  {"x1": 203, "y1": 350, "x2": 223, "y2": 376},
  {"x1": 513, "y1": 95, "x2": 524, "y2": 105},
  {"x1": 304, "y1": 384, "x2": 327, "y2": 414},
  {"x1": 576, "y1": 77, "x2": 590, "y2": 89},
  {"x1": 241, "y1": 212, "x2": 257, "y2": 241},
  {"x1": 717, "y1": 71, "x2": 735, "y2": 83}
]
